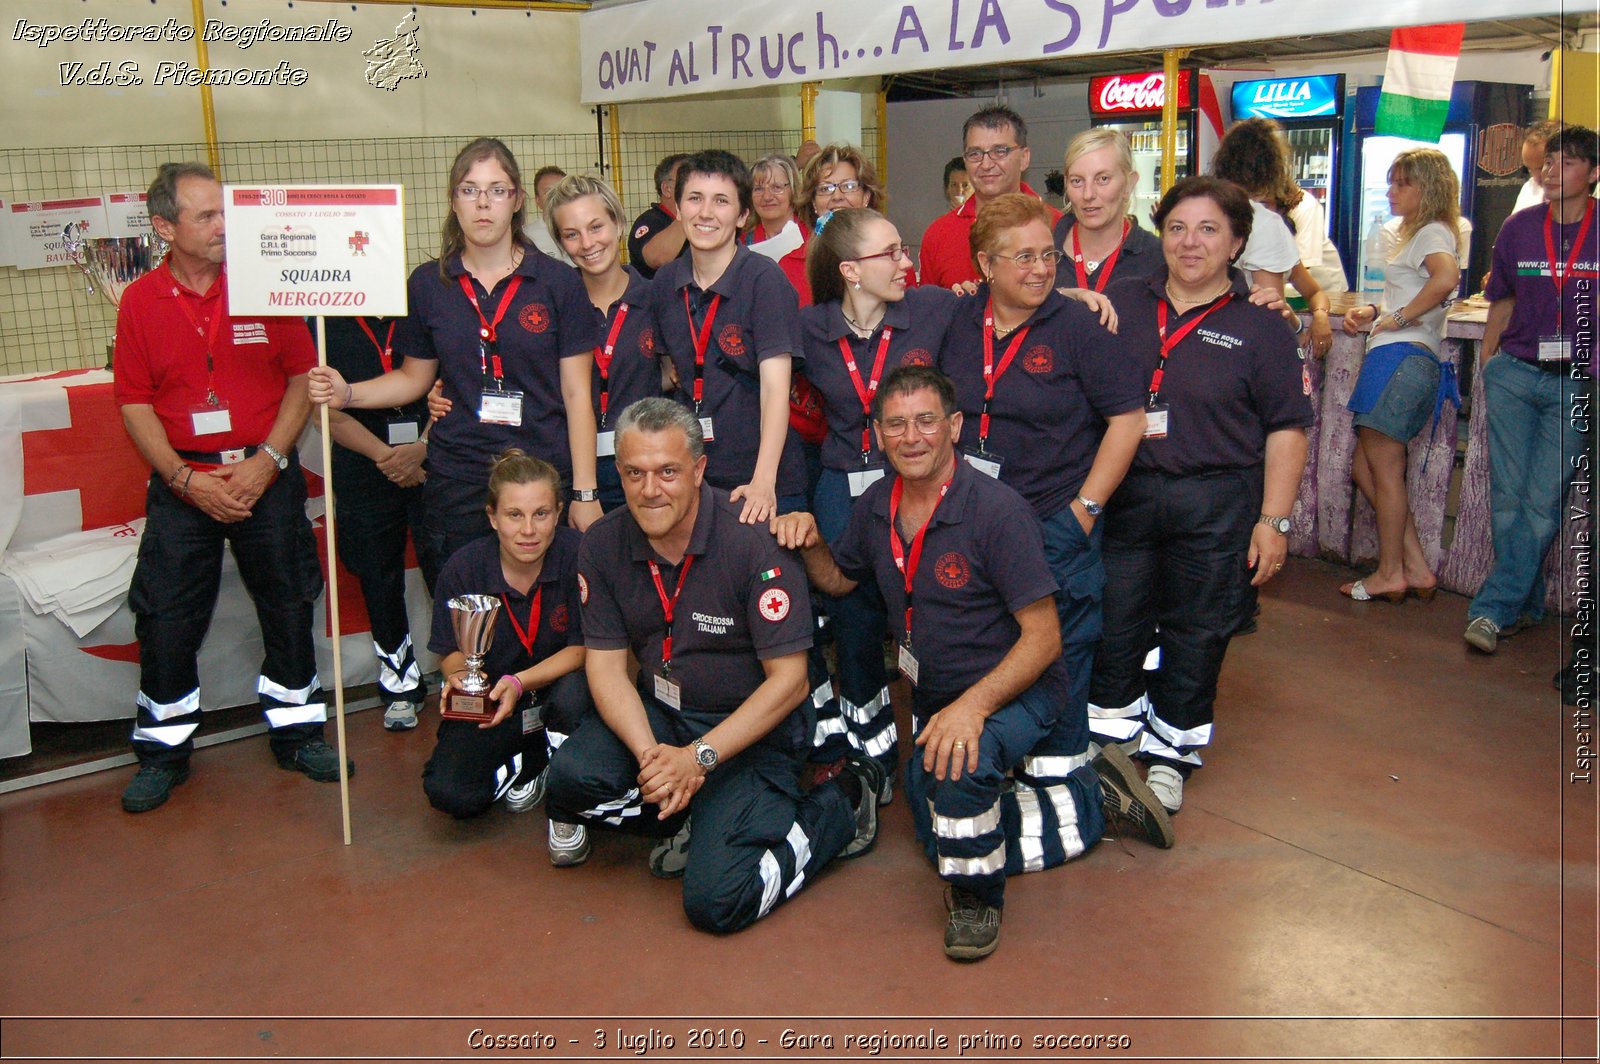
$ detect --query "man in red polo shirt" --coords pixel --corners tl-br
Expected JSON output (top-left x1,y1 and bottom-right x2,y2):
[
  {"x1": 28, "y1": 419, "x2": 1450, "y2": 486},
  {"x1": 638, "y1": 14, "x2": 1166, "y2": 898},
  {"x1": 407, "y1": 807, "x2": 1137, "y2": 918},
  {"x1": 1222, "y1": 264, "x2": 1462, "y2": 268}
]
[
  {"x1": 919, "y1": 106, "x2": 1061, "y2": 290},
  {"x1": 113, "y1": 162, "x2": 349, "y2": 813}
]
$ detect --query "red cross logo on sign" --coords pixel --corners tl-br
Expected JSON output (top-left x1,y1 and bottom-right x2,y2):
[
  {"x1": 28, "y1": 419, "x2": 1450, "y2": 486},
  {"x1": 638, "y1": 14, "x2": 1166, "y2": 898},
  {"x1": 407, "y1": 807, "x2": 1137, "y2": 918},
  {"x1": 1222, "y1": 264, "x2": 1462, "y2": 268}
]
[
  {"x1": 348, "y1": 231, "x2": 370, "y2": 255},
  {"x1": 758, "y1": 588, "x2": 790, "y2": 622}
]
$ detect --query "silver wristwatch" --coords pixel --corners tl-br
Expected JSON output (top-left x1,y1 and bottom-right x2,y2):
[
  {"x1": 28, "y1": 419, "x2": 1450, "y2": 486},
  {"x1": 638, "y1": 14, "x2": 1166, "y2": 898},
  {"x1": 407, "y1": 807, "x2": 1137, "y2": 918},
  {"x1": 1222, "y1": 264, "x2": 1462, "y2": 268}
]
[
  {"x1": 260, "y1": 443, "x2": 289, "y2": 471},
  {"x1": 690, "y1": 738, "x2": 718, "y2": 772},
  {"x1": 1076, "y1": 494, "x2": 1103, "y2": 517},
  {"x1": 570, "y1": 487, "x2": 600, "y2": 503},
  {"x1": 1258, "y1": 513, "x2": 1291, "y2": 534}
]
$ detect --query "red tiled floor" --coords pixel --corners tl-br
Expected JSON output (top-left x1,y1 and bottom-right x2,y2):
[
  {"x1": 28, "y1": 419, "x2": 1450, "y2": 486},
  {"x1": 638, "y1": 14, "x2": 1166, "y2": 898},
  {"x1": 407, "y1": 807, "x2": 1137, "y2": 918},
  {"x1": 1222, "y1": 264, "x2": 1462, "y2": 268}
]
[{"x1": 1, "y1": 560, "x2": 1593, "y2": 1061}]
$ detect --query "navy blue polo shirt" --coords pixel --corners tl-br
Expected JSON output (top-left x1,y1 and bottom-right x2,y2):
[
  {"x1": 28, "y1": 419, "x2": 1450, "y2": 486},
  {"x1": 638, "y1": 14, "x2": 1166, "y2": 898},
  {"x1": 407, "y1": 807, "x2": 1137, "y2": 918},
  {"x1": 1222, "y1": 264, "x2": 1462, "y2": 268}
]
[
  {"x1": 323, "y1": 315, "x2": 428, "y2": 494},
  {"x1": 626, "y1": 203, "x2": 684, "y2": 281},
  {"x1": 832, "y1": 460, "x2": 1067, "y2": 715},
  {"x1": 800, "y1": 285, "x2": 958, "y2": 471},
  {"x1": 651, "y1": 245, "x2": 806, "y2": 497},
  {"x1": 588, "y1": 266, "x2": 662, "y2": 431},
  {"x1": 395, "y1": 250, "x2": 597, "y2": 484},
  {"x1": 428, "y1": 526, "x2": 585, "y2": 688},
  {"x1": 1052, "y1": 215, "x2": 1164, "y2": 289},
  {"x1": 1109, "y1": 268, "x2": 1313, "y2": 477},
  {"x1": 936, "y1": 286, "x2": 1145, "y2": 519},
  {"x1": 577, "y1": 483, "x2": 813, "y2": 717}
]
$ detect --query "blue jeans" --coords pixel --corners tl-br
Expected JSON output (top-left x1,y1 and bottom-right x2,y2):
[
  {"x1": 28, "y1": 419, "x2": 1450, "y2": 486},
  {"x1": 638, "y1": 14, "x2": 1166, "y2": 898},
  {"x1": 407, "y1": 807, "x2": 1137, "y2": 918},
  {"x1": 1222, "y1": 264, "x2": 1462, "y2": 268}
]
[{"x1": 1469, "y1": 356, "x2": 1592, "y2": 627}]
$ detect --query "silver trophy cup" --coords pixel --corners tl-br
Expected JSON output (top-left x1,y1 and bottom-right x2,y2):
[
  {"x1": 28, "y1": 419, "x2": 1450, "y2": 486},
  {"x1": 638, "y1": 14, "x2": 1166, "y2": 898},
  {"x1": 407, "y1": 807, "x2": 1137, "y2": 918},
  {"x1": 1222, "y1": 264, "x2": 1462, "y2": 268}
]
[
  {"x1": 61, "y1": 223, "x2": 168, "y2": 367},
  {"x1": 440, "y1": 594, "x2": 502, "y2": 721}
]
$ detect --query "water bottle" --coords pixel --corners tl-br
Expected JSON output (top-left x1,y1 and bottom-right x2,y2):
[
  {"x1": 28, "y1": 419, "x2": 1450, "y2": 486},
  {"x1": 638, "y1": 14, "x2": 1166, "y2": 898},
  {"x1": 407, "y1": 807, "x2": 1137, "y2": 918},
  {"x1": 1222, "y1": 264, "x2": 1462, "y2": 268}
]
[{"x1": 1360, "y1": 212, "x2": 1388, "y2": 300}]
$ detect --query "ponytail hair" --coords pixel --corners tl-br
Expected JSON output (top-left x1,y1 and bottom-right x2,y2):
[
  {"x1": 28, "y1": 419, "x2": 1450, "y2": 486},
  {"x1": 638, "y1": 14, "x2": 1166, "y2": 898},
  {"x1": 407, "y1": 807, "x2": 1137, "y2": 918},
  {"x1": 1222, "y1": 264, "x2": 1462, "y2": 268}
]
[{"x1": 486, "y1": 448, "x2": 562, "y2": 511}]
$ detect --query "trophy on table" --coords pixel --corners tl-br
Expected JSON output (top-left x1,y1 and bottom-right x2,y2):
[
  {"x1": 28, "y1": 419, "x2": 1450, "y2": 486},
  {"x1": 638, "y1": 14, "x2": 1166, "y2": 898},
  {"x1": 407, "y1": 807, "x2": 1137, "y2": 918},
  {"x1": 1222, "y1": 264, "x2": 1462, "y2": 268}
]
[
  {"x1": 61, "y1": 222, "x2": 167, "y2": 368},
  {"x1": 439, "y1": 594, "x2": 503, "y2": 722}
]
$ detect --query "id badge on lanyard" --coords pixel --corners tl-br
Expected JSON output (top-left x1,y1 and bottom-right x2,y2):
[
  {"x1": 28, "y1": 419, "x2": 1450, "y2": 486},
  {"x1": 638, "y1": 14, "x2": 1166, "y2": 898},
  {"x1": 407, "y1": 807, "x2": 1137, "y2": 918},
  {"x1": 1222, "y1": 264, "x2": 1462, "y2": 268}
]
[
  {"x1": 963, "y1": 450, "x2": 1003, "y2": 479},
  {"x1": 596, "y1": 429, "x2": 617, "y2": 457},
  {"x1": 190, "y1": 402, "x2": 233, "y2": 436},
  {"x1": 653, "y1": 674, "x2": 682, "y2": 711},
  {"x1": 897, "y1": 643, "x2": 920, "y2": 686},
  {"x1": 849, "y1": 464, "x2": 886, "y2": 497},
  {"x1": 386, "y1": 418, "x2": 420, "y2": 445},
  {"x1": 1143, "y1": 403, "x2": 1169, "y2": 440},
  {"x1": 478, "y1": 388, "x2": 524, "y2": 426},
  {"x1": 521, "y1": 700, "x2": 545, "y2": 736},
  {"x1": 1538, "y1": 336, "x2": 1572, "y2": 363}
]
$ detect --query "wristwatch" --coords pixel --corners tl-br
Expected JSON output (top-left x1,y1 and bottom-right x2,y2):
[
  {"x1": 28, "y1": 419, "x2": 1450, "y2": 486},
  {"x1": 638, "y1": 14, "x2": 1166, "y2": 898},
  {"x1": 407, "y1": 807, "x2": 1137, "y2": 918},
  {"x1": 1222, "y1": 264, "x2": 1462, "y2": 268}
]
[
  {"x1": 1389, "y1": 308, "x2": 1412, "y2": 329},
  {"x1": 571, "y1": 487, "x2": 600, "y2": 503},
  {"x1": 1076, "y1": 495, "x2": 1104, "y2": 517},
  {"x1": 260, "y1": 443, "x2": 289, "y2": 471},
  {"x1": 1258, "y1": 513, "x2": 1291, "y2": 534},
  {"x1": 690, "y1": 738, "x2": 718, "y2": 772}
]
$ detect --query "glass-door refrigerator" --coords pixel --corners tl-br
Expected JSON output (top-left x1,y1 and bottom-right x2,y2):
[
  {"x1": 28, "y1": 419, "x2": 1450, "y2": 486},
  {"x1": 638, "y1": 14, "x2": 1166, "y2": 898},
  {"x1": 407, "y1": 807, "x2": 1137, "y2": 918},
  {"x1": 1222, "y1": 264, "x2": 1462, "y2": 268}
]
[
  {"x1": 1230, "y1": 74, "x2": 1346, "y2": 237},
  {"x1": 1088, "y1": 69, "x2": 1204, "y2": 226},
  {"x1": 1339, "y1": 81, "x2": 1532, "y2": 294}
]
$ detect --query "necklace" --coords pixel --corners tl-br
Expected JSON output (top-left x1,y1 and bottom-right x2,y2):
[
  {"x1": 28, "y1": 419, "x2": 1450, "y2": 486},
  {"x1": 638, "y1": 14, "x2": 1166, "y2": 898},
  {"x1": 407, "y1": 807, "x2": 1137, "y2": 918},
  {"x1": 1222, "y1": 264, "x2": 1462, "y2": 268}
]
[
  {"x1": 841, "y1": 306, "x2": 884, "y2": 337},
  {"x1": 1164, "y1": 280, "x2": 1232, "y2": 306}
]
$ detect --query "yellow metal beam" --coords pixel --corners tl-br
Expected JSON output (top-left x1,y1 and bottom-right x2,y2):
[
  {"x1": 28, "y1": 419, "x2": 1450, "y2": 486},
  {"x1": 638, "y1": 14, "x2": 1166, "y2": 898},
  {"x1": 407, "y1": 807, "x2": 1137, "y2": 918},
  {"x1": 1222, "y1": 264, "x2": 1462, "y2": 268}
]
[
  {"x1": 876, "y1": 87, "x2": 888, "y2": 189},
  {"x1": 800, "y1": 82, "x2": 820, "y2": 144},
  {"x1": 1158, "y1": 47, "x2": 1191, "y2": 195},
  {"x1": 607, "y1": 105, "x2": 624, "y2": 204},
  {"x1": 191, "y1": 0, "x2": 219, "y2": 173}
]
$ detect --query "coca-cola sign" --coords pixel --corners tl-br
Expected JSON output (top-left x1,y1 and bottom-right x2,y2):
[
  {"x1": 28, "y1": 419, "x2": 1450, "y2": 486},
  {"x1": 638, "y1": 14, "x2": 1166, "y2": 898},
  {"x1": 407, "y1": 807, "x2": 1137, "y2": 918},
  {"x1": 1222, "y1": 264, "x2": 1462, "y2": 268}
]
[{"x1": 1089, "y1": 70, "x2": 1194, "y2": 115}]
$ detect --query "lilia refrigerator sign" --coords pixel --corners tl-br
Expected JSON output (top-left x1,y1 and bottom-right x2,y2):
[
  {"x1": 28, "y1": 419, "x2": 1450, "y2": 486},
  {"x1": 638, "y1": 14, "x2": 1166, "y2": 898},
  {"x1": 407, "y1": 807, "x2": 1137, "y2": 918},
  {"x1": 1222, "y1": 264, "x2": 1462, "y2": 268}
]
[{"x1": 579, "y1": 0, "x2": 1563, "y2": 103}]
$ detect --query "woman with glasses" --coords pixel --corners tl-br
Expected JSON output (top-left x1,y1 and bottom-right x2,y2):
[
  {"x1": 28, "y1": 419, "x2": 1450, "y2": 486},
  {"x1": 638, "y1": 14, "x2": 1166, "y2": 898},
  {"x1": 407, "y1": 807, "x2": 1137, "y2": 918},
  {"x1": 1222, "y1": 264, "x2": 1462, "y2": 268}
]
[
  {"x1": 799, "y1": 144, "x2": 886, "y2": 231},
  {"x1": 310, "y1": 137, "x2": 601, "y2": 569},
  {"x1": 745, "y1": 153, "x2": 812, "y2": 304},
  {"x1": 796, "y1": 207, "x2": 958, "y2": 796},
  {"x1": 936, "y1": 193, "x2": 1147, "y2": 792},
  {"x1": 1089, "y1": 177, "x2": 1311, "y2": 814}
]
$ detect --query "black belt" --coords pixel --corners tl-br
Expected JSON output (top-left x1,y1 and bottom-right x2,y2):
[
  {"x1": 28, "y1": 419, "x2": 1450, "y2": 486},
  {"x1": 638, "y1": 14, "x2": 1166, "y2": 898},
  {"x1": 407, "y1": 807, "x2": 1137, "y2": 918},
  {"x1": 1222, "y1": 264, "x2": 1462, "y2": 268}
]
[
  {"x1": 1528, "y1": 357, "x2": 1571, "y2": 375},
  {"x1": 176, "y1": 446, "x2": 259, "y2": 465}
]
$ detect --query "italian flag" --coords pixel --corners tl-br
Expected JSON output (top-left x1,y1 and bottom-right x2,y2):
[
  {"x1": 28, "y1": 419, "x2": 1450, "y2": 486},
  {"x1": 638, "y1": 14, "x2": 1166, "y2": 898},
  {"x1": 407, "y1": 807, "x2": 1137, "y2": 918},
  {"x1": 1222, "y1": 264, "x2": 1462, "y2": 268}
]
[{"x1": 1375, "y1": 23, "x2": 1465, "y2": 142}]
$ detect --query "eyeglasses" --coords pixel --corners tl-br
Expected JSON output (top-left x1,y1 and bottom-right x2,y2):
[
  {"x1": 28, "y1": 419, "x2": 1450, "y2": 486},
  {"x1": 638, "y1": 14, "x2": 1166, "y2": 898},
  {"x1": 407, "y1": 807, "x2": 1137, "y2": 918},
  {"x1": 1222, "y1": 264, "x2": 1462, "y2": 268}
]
[
  {"x1": 753, "y1": 183, "x2": 792, "y2": 197},
  {"x1": 963, "y1": 145, "x2": 1021, "y2": 165},
  {"x1": 877, "y1": 412, "x2": 948, "y2": 438},
  {"x1": 851, "y1": 245, "x2": 916, "y2": 264},
  {"x1": 454, "y1": 184, "x2": 517, "y2": 202},
  {"x1": 816, "y1": 179, "x2": 863, "y2": 196},
  {"x1": 989, "y1": 249, "x2": 1063, "y2": 268}
]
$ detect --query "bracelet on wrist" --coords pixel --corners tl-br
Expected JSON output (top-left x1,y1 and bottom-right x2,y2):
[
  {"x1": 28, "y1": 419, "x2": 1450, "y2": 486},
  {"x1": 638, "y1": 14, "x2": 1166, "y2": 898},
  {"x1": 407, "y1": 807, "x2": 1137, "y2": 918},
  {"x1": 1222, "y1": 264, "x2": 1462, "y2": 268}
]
[
  {"x1": 500, "y1": 673, "x2": 525, "y2": 699},
  {"x1": 1390, "y1": 309, "x2": 1411, "y2": 329},
  {"x1": 179, "y1": 467, "x2": 195, "y2": 498},
  {"x1": 343, "y1": 382, "x2": 355, "y2": 408},
  {"x1": 168, "y1": 463, "x2": 190, "y2": 488}
]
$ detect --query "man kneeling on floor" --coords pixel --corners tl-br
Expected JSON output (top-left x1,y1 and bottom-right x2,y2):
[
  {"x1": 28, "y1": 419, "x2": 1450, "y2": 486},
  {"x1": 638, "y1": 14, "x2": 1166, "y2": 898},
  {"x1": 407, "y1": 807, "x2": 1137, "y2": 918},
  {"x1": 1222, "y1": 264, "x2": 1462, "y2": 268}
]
[
  {"x1": 774, "y1": 367, "x2": 1172, "y2": 961},
  {"x1": 545, "y1": 398, "x2": 881, "y2": 934}
]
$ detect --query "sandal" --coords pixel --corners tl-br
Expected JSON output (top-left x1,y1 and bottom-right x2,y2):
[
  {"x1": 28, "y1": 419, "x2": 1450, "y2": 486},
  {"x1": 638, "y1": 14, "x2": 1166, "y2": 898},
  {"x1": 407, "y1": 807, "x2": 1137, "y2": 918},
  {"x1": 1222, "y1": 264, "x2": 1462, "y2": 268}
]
[{"x1": 1340, "y1": 579, "x2": 1405, "y2": 604}]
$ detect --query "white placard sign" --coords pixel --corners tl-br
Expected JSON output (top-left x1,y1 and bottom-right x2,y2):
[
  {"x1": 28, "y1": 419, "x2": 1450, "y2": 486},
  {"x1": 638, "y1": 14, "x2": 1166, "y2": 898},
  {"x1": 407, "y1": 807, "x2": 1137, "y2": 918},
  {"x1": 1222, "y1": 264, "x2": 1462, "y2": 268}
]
[
  {"x1": 0, "y1": 198, "x2": 15, "y2": 267},
  {"x1": 102, "y1": 192, "x2": 151, "y2": 238},
  {"x1": 7, "y1": 197, "x2": 110, "y2": 271},
  {"x1": 223, "y1": 185, "x2": 406, "y2": 317}
]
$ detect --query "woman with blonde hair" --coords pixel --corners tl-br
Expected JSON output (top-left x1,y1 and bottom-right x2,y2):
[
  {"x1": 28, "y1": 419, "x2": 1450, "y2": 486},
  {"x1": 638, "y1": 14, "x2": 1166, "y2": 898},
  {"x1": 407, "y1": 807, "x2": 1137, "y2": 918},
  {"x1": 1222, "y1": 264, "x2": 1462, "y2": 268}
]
[
  {"x1": 1055, "y1": 128, "x2": 1163, "y2": 291},
  {"x1": 744, "y1": 153, "x2": 812, "y2": 301},
  {"x1": 1338, "y1": 147, "x2": 1462, "y2": 602}
]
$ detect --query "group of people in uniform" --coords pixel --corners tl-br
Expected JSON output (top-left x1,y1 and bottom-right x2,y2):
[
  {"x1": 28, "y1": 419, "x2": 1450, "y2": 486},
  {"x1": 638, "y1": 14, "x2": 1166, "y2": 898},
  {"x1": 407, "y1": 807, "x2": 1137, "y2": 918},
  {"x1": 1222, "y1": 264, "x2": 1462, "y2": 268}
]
[{"x1": 113, "y1": 102, "x2": 1594, "y2": 961}]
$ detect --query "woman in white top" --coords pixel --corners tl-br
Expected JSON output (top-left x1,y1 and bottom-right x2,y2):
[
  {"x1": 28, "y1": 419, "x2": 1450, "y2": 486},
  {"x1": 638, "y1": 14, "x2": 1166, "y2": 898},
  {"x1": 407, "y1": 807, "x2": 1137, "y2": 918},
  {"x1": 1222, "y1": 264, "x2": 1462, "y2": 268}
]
[{"x1": 1338, "y1": 148, "x2": 1462, "y2": 602}]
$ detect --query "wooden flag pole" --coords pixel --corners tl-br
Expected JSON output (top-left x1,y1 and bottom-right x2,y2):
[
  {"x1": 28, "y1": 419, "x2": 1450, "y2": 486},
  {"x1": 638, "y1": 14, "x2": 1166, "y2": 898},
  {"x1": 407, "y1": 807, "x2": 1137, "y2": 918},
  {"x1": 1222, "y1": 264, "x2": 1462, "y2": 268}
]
[{"x1": 316, "y1": 315, "x2": 353, "y2": 846}]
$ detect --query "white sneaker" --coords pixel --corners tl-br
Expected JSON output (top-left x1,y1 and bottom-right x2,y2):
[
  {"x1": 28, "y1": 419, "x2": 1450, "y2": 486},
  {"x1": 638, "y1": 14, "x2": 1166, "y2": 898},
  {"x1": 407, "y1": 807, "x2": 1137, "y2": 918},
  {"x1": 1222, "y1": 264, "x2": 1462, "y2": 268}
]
[
  {"x1": 382, "y1": 699, "x2": 420, "y2": 731},
  {"x1": 1145, "y1": 764, "x2": 1184, "y2": 814},
  {"x1": 503, "y1": 764, "x2": 548, "y2": 813},
  {"x1": 649, "y1": 819, "x2": 691, "y2": 879},
  {"x1": 547, "y1": 820, "x2": 590, "y2": 866},
  {"x1": 1463, "y1": 616, "x2": 1500, "y2": 654}
]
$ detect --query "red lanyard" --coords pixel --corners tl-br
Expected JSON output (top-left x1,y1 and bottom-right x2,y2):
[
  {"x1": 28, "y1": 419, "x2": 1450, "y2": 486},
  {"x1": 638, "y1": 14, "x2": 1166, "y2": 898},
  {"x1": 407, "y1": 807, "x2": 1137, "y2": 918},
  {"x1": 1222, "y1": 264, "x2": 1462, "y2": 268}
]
[
  {"x1": 887, "y1": 475, "x2": 952, "y2": 647},
  {"x1": 1072, "y1": 219, "x2": 1129, "y2": 292},
  {"x1": 500, "y1": 586, "x2": 543, "y2": 657},
  {"x1": 167, "y1": 263, "x2": 227, "y2": 404},
  {"x1": 837, "y1": 326, "x2": 894, "y2": 459},
  {"x1": 1544, "y1": 199, "x2": 1596, "y2": 299},
  {"x1": 647, "y1": 555, "x2": 696, "y2": 676},
  {"x1": 682, "y1": 290, "x2": 722, "y2": 413},
  {"x1": 594, "y1": 303, "x2": 630, "y2": 426},
  {"x1": 979, "y1": 299, "x2": 1031, "y2": 449},
  {"x1": 356, "y1": 318, "x2": 397, "y2": 374},
  {"x1": 1150, "y1": 295, "x2": 1233, "y2": 403},
  {"x1": 459, "y1": 273, "x2": 523, "y2": 382}
]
